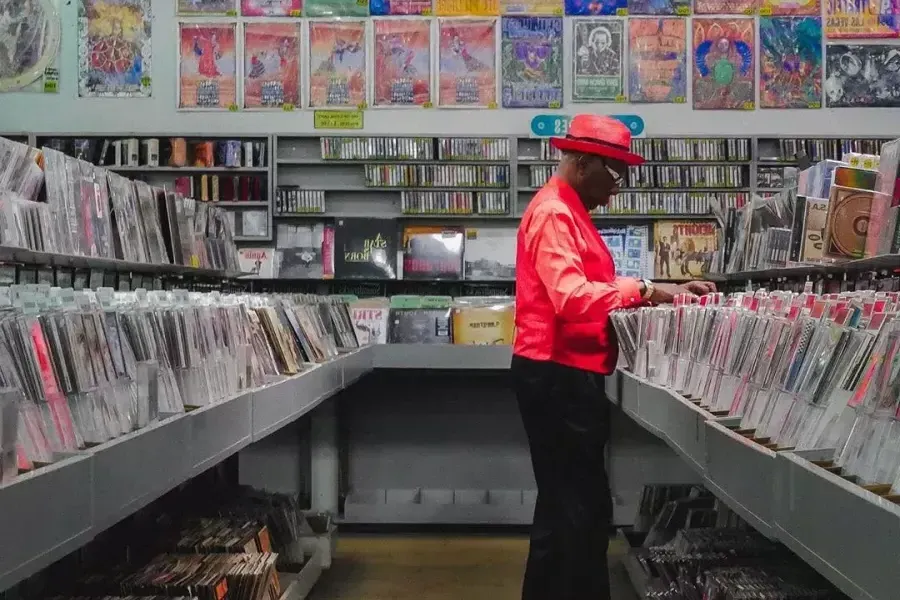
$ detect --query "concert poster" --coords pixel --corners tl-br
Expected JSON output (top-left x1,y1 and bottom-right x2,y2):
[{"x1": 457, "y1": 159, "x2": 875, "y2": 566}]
[
  {"x1": 437, "y1": 19, "x2": 497, "y2": 107},
  {"x1": 308, "y1": 20, "x2": 367, "y2": 108},
  {"x1": 628, "y1": 17, "x2": 686, "y2": 103},
  {"x1": 178, "y1": 22, "x2": 237, "y2": 110},
  {"x1": 243, "y1": 22, "x2": 301, "y2": 109}
]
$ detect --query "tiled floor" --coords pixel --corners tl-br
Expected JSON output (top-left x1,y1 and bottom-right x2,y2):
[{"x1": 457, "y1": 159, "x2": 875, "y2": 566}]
[{"x1": 309, "y1": 534, "x2": 638, "y2": 600}]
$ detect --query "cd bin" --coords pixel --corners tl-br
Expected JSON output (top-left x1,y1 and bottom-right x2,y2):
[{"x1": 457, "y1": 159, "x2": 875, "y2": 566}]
[{"x1": 619, "y1": 369, "x2": 900, "y2": 600}]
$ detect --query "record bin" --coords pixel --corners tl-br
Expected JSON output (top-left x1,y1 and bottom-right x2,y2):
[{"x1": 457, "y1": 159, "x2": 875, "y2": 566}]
[
  {"x1": 188, "y1": 391, "x2": 253, "y2": 477},
  {"x1": 663, "y1": 391, "x2": 709, "y2": 474}
]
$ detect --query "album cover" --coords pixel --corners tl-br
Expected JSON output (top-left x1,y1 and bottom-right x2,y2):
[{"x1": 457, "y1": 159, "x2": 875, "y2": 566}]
[
  {"x1": 759, "y1": 17, "x2": 822, "y2": 109},
  {"x1": 653, "y1": 221, "x2": 718, "y2": 280},
  {"x1": 389, "y1": 308, "x2": 452, "y2": 343},
  {"x1": 78, "y1": 0, "x2": 152, "y2": 98},
  {"x1": 833, "y1": 166, "x2": 878, "y2": 191},
  {"x1": 308, "y1": 20, "x2": 367, "y2": 108},
  {"x1": 825, "y1": 45, "x2": 900, "y2": 107},
  {"x1": 178, "y1": 0, "x2": 236, "y2": 13},
  {"x1": 373, "y1": 19, "x2": 432, "y2": 107},
  {"x1": 451, "y1": 304, "x2": 515, "y2": 344},
  {"x1": 371, "y1": 0, "x2": 432, "y2": 15},
  {"x1": 334, "y1": 218, "x2": 398, "y2": 279},
  {"x1": 825, "y1": 185, "x2": 872, "y2": 259},
  {"x1": 178, "y1": 22, "x2": 237, "y2": 110},
  {"x1": 500, "y1": 16, "x2": 563, "y2": 108},
  {"x1": 350, "y1": 297, "x2": 390, "y2": 344},
  {"x1": 800, "y1": 197, "x2": 829, "y2": 262},
  {"x1": 0, "y1": 0, "x2": 62, "y2": 94},
  {"x1": 824, "y1": 0, "x2": 899, "y2": 38},
  {"x1": 306, "y1": 0, "x2": 370, "y2": 15},
  {"x1": 692, "y1": 18, "x2": 755, "y2": 110},
  {"x1": 463, "y1": 227, "x2": 515, "y2": 280},
  {"x1": 694, "y1": 0, "x2": 753, "y2": 13},
  {"x1": 628, "y1": 18, "x2": 687, "y2": 103},
  {"x1": 629, "y1": 0, "x2": 689, "y2": 15},
  {"x1": 276, "y1": 224, "x2": 327, "y2": 278},
  {"x1": 243, "y1": 22, "x2": 300, "y2": 109},
  {"x1": 241, "y1": 0, "x2": 302, "y2": 14},
  {"x1": 572, "y1": 19, "x2": 623, "y2": 102},
  {"x1": 564, "y1": 0, "x2": 625, "y2": 15},
  {"x1": 435, "y1": 0, "x2": 499, "y2": 15},
  {"x1": 402, "y1": 226, "x2": 464, "y2": 280},
  {"x1": 437, "y1": 19, "x2": 498, "y2": 108},
  {"x1": 239, "y1": 248, "x2": 275, "y2": 277},
  {"x1": 761, "y1": 0, "x2": 818, "y2": 14},
  {"x1": 599, "y1": 225, "x2": 652, "y2": 278}
]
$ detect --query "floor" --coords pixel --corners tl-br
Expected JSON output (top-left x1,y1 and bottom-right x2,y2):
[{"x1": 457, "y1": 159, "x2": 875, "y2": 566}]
[{"x1": 310, "y1": 534, "x2": 639, "y2": 600}]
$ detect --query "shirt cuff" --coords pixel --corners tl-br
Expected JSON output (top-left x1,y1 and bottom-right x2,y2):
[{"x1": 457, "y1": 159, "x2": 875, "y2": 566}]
[{"x1": 616, "y1": 277, "x2": 644, "y2": 308}]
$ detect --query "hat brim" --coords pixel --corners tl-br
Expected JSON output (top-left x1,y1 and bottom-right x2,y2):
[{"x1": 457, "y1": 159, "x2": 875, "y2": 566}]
[{"x1": 550, "y1": 137, "x2": 645, "y2": 166}]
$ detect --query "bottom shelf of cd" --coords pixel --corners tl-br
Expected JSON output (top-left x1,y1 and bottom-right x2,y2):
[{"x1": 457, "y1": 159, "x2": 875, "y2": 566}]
[
  {"x1": 342, "y1": 488, "x2": 537, "y2": 525},
  {"x1": 615, "y1": 368, "x2": 900, "y2": 600}
]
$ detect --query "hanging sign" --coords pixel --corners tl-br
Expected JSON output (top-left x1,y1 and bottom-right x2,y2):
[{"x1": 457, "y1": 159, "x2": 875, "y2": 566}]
[{"x1": 529, "y1": 114, "x2": 644, "y2": 138}]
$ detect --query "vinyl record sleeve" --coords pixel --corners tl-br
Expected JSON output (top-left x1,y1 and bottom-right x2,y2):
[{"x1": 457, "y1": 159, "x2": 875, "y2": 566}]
[
  {"x1": 388, "y1": 308, "x2": 452, "y2": 343},
  {"x1": 402, "y1": 226, "x2": 464, "y2": 280},
  {"x1": 334, "y1": 218, "x2": 398, "y2": 279},
  {"x1": 824, "y1": 185, "x2": 873, "y2": 259},
  {"x1": 451, "y1": 304, "x2": 514, "y2": 344}
]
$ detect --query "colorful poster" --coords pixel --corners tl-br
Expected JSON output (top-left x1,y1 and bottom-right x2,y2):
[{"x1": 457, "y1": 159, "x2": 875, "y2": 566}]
[
  {"x1": 825, "y1": 0, "x2": 900, "y2": 38},
  {"x1": 692, "y1": 18, "x2": 755, "y2": 110},
  {"x1": 243, "y1": 23, "x2": 300, "y2": 109},
  {"x1": 437, "y1": 19, "x2": 498, "y2": 107},
  {"x1": 0, "y1": 0, "x2": 61, "y2": 94},
  {"x1": 371, "y1": 0, "x2": 432, "y2": 14},
  {"x1": 500, "y1": 16, "x2": 563, "y2": 108},
  {"x1": 241, "y1": 0, "x2": 303, "y2": 15},
  {"x1": 628, "y1": 17, "x2": 686, "y2": 103},
  {"x1": 759, "y1": 17, "x2": 822, "y2": 108},
  {"x1": 501, "y1": 0, "x2": 563, "y2": 15},
  {"x1": 178, "y1": 23, "x2": 237, "y2": 110},
  {"x1": 77, "y1": 0, "x2": 151, "y2": 98},
  {"x1": 694, "y1": 0, "x2": 754, "y2": 14},
  {"x1": 564, "y1": 0, "x2": 626, "y2": 15},
  {"x1": 630, "y1": 0, "x2": 689, "y2": 14},
  {"x1": 177, "y1": 0, "x2": 236, "y2": 13},
  {"x1": 825, "y1": 44, "x2": 900, "y2": 107},
  {"x1": 305, "y1": 0, "x2": 369, "y2": 16},
  {"x1": 761, "y1": 0, "x2": 818, "y2": 15},
  {"x1": 372, "y1": 19, "x2": 431, "y2": 107},
  {"x1": 308, "y1": 20, "x2": 366, "y2": 108},
  {"x1": 436, "y1": 0, "x2": 499, "y2": 15},
  {"x1": 572, "y1": 18, "x2": 623, "y2": 101}
]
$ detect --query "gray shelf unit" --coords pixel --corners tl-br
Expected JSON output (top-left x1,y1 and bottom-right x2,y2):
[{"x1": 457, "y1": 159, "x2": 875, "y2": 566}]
[
  {"x1": 29, "y1": 133, "x2": 276, "y2": 243},
  {"x1": 615, "y1": 368, "x2": 900, "y2": 600},
  {"x1": 0, "y1": 347, "x2": 374, "y2": 593}
]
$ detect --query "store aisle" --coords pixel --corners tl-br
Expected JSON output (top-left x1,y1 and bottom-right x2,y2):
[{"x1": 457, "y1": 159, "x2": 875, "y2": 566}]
[{"x1": 310, "y1": 534, "x2": 638, "y2": 600}]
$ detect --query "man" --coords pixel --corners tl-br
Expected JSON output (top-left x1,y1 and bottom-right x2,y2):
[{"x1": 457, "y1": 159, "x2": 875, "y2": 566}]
[
  {"x1": 512, "y1": 114, "x2": 715, "y2": 600},
  {"x1": 657, "y1": 235, "x2": 671, "y2": 277}
]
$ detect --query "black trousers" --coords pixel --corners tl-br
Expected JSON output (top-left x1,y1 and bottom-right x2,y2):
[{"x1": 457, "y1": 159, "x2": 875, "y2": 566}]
[{"x1": 512, "y1": 355, "x2": 612, "y2": 600}]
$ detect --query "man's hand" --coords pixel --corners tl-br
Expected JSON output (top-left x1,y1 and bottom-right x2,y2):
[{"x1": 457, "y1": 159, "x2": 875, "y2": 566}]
[
  {"x1": 649, "y1": 282, "x2": 691, "y2": 304},
  {"x1": 682, "y1": 280, "x2": 717, "y2": 296}
]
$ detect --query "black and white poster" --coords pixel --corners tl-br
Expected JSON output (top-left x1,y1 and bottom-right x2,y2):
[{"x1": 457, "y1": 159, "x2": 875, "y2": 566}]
[
  {"x1": 572, "y1": 18, "x2": 624, "y2": 102},
  {"x1": 825, "y1": 44, "x2": 900, "y2": 108}
]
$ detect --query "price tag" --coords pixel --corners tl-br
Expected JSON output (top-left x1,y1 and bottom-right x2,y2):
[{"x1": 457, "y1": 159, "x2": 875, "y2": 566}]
[
  {"x1": 140, "y1": 75, "x2": 152, "y2": 87},
  {"x1": 548, "y1": 100, "x2": 561, "y2": 109},
  {"x1": 673, "y1": 96, "x2": 686, "y2": 104},
  {"x1": 808, "y1": 101, "x2": 822, "y2": 109},
  {"x1": 422, "y1": 101, "x2": 433, "y2": 108},
  {"x1": 553, "y1": 6, "x2": 563, "y2": 14},
  {"x1": 226, "y1": 8, "x2": 238, "y2": 15},
  {"x1": 741, "y1": 101, "x2": 754, "y2": 110},
  {"x1": 422, "y1": 7, "x2": 432, "y2": 14},
  {"x1": 758, "y1": 6, "x2": 772, "y2": 14},
  {"x1": 228, "y1": 103, "x2": 239, "y2": 112},
  {"x1": 43, "y1": 79, "x2": 58, "y2": 93},
  {"x1": 615, "y1": 94, "x2": 627, "y2": 103},
  {"x1": 487, "y1": 101, "x2": 498, "y2": 109},
  {"x1": 282, "y1": 103, "x2": 296, "y2": 111},
  {"x1": 356, "y1": 0, "x2": 367, "y2": 6},
  {"x1": 675, "y1": 5, "x2": 690, "y2": 14},
  {"x1": 358, "y1": 101, "x2": 368, "y2": 109},
  {"x1": 742, "y1": 6, "x2": 755, "y2": 13},
  {"x1": 616, "y1": 7, "x2": 628, "y2": 14},
  {"x1": 290, "y1": 9, "x2": 302, "y2": 15}
]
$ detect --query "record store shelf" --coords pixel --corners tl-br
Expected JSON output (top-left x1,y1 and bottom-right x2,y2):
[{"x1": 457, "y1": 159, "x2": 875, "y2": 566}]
[
  {"x1": 612, "y1": 368, "x2": 900, "y2": 600},
  {"x1": 373, "y1": 343, "x2": 512, "y2": 370}
]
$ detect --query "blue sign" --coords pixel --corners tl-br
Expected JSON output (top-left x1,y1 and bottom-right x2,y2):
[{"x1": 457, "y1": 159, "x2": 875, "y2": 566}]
[{"x1": 530, "y1": 114, "x2": 645, "y2": 138}]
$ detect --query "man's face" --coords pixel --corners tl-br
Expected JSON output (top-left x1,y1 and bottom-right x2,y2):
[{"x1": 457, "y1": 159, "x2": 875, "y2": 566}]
[{"x1": 575, "y1": 153, "x2": 628, "y2": 209}]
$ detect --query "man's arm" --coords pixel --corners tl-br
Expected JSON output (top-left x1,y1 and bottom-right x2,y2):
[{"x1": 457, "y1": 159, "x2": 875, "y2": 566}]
[{"x1": 525, "y1": 209, "x2": 644, "y2": 322}]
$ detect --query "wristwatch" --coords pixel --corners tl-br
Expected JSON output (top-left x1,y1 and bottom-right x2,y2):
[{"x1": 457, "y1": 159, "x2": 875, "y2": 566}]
[{"x1": 640, "y1": 279, "x2": 654, "y2": 301}]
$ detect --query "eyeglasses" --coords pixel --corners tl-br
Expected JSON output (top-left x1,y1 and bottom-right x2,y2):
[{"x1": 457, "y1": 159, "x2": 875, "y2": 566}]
[{"x1": 601, "y1": 160, "x2": 625, "y2": 186}]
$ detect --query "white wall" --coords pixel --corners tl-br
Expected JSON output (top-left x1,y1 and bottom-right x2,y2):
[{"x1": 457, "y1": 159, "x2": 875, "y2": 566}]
[{"x1": 3, "y1": 0, "x2": 900, "y2": 137}]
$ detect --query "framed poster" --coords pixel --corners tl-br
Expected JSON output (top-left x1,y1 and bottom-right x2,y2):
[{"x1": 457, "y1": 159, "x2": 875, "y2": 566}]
[
  {"x1": 436, "y1": 0, "x2": 499, "y2": 15},
  {"x1": 628, "y1": 17, "x2": 686, "y2": 103},
  {"x1": 178, "y1": 22, "x2": 237, "y2": 110},
  {"x1": 437, "y1": 18, "x2": 498, "y2": 107},
  {"x1": 500, "y1": 0, "x2": 563, "y2": 15},
  {"x1": 372, "y1": 19, "x2": 432, "y2": 107},
  {"x1": 78, "y1": 0, "x2": 152, "y2": 98},
  {"x1": 825, "y1": 44, "x2": 900, "y2": 107},
  {"x1": 308, "y1": 20, "x2": 367, "y2": 108},
  {"x1": 692, "y1": 18, "x2": 755, "y2": 110},
  {"x1": 244, "y1": 22, "x2": 300, "y2": 109},
  {"x1": 371, "y1": 0, "x2": 432, "y2": 15},
  {"x1": 305, "y1": 0, "x2": 369, "y2": 16},
  {"x1": 500, "y1": 16, "x2": 562, "y2": 108},
  {"x1": 824, "y1": 0, "x2": 900, "y2": 38},
  {"x1": 241, "y1": 0, "x2": 303, "y2": 15},
  {"x1": 694, "y1": 0, "x2": 754, "y2": 14},
  {"x1": 564, "y1": 0, "x2": 626, "y2": 16},
  {"x1": 177, "y1": 0, "x2": 237, "y2": 14},
  {"x1": 759, "y1": 17, "x2": 822, "y2": 109},
  {"x1": 760, "y1": 0, "x2": 818, "y2": 15},
  {"x1": 629, "y1": 0, "x2": 689, "y2": 14},
  {"x1": 572, "y1": 18, "x2": 623, "y2": 102},
  {"x1": 0, "y1": 0, "x2": 62, "y2": 94}
]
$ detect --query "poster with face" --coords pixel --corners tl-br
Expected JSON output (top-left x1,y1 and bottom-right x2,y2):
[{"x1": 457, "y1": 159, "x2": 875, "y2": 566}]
[
  {"x1": 572, "y1": 18, "x2": 623, "y2": 102},
  {"x1": 372, "y1": 19, "x2": 432, "y2": 107},
  {"x1": 308, "y1": 19, "x2": 367, "y2": 107},
  {"x1": 825, "y1": 44, "x2": 900, "y2": 107},
  {"x1": 243, "y1": 22, "x2": 300, "y2": 109},
  {"x1": 628, "y1": 17, "x2": 686, "y2": 103},
  {"x1": 692, "y1": 17, "x2": 755, "y2": 110},
  {"x1": 759, "y1": 17, "x2": 822, "y2": 108},
  {"x1": 437, "y1": 18, "x2": 497, "y2": 107},
  {"x1": 500, "y1": 16, "x2": 563, "y2": 108},
  {"x1": 178, "y1": 22, "x2": 237, "y2": 109}
]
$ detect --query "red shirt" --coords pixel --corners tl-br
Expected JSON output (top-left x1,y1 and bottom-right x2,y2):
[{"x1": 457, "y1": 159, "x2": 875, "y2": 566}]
[{"x1": 513, "y1": 176, "x2": 644, "y2": 375}]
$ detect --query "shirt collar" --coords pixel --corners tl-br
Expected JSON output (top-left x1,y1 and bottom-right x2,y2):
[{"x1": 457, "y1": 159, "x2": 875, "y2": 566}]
[{"x1": 548, "y1": 176, "x2": 593, "y2": 223}]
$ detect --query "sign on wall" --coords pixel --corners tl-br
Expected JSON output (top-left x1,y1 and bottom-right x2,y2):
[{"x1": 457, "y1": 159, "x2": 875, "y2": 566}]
[{"x1": 529, "y1": 113, "x2": 645, "y2": 137}]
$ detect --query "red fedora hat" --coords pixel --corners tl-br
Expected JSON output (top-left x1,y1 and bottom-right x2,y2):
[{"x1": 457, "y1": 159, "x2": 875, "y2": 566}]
[{"x1": 550, "y1": 114, "x2": 645, "y2": 166}]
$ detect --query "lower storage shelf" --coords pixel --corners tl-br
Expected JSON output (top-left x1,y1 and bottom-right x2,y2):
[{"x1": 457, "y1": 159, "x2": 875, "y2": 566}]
[{"x1": 343, "y1": 488, "x2": 537, "y2": 524}]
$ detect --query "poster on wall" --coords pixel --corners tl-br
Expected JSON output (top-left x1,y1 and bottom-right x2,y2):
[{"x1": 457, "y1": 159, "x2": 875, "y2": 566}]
[
  {"x1": 305, "y1": 0, "x2": 369, "y2": 16},
  {"x1": 564, "y1": 0, "x2": 625, "y2": 15},
  {"x1": 77, "y1": 0, "x2": 151, "y2": 98},
  {"x1": 572, "y1": 18, "x2": 623, "y2": 102},
  {"x1": 0, "y1": 0, "x2": 62, "y2": 93},
  {"x1": 628, "y1": 17, "x2": 686, "y2": 103},
  {"x1": 500, "y1": 16, "x2": 562, "y2": 108},
  {"x1": 371, "y1": 0, "x2": 432, "y2": 15},
  {"x1": 308, "y1": 20, "x2": 367, "y2": 107},
  {"x1": 373, "y1": 19, "x2": 432, "y2": 107},
  {"x1": 241, "y1": 0, "x2": 303, "y2": 15},
  {"x1": 243, "y1": 22, "x2": 300, "y2": 109},
  {"x1": 436, "y1": 0, "x2": 499, "y2": 15},
  {"x1": 177, "y1": 0, "x2": 237, "y2": 14},
  {"x1": 694, "y1": 0, "x2": 753, "y2": 14},
  {"x1": 825, "y1": 44, "x2": 900, "y2": 107},
  {"x1": 692, "y1": 18, "x2": 755, "y2": 110},
  {"x1": 824, "y1": 0, "x2": 900, "y2": 38},
  {"x1": 759, "y1": 17, "x2": 821, "y2": 109},
  {"x1": 500, "y1": 0, "x2": 563, "y2": 15},
  {"x1": 760, "y1": 0, "x2": 819, "y2": 15},
  {"x1": 437, "y1": 19, "x2": 497, "y2": 107},
  {"x1": 629, "y1": 0, "x2": 689, "y2": 15},
  {"x1": 178, "y1": 23, "x2": 237, "y2": 110}
]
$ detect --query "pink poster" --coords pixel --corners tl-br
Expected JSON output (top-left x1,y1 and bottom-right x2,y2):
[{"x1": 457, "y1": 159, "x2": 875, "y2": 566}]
[
  {"x1": 241, "y1": 0, "x2": 303, "y2": 14},
  {"x1": 179, "y1": 23, "x2": 237, "y2": 109},
  {"x1": 438, "y1": 18, "x2": 498, "y2": 107},
  {"x1": 308, "y1": 20, "x2": 367, "y2": 108},
  {"x1": 373, "y1": 19, "x2": 432, "y2": 107},
  {"x1": 244, "y1": 23, "x2": 301, "y2": 108}
]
